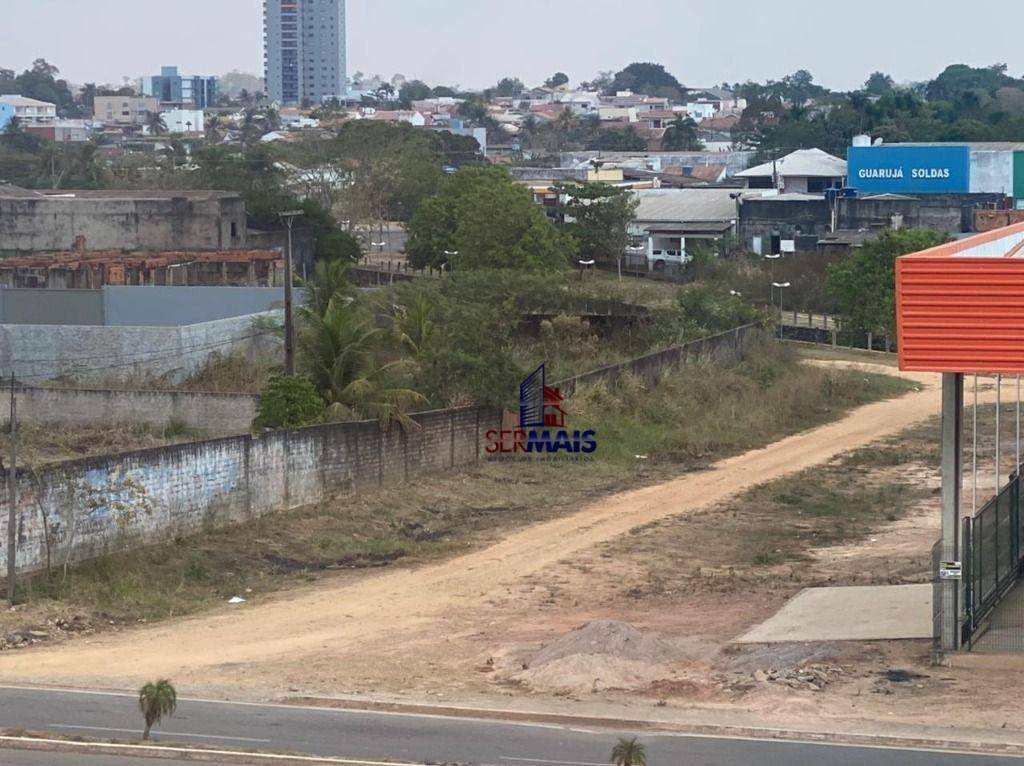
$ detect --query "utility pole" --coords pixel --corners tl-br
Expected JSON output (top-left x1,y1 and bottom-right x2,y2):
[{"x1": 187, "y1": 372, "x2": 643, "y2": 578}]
[
  {"x1": 6, "y1": 373, "x2": 17, "y2": 606},
  {"x1": 279, "y1": 210, "x2": 304, "y2": 377}
]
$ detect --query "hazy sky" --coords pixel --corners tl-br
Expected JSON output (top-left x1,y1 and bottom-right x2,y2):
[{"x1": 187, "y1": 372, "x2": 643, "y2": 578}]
[{"x1": 2, "y1": 0, "x2": 1024, "y2": 91}]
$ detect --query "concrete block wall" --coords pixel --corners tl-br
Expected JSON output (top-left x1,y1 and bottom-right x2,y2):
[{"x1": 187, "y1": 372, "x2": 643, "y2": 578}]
[
  {"x1": 0, "y1": 406, "x2": 502, "y2": 575},
  {"x1": 0, "y1": 312, "x2": 279, "y2": 382},
  {"x1": 0, "y1": 387, "x2": 258, "y2": 434},
  {"x1": 0, "y1": 326, "x2": 759, "y2": 577}
]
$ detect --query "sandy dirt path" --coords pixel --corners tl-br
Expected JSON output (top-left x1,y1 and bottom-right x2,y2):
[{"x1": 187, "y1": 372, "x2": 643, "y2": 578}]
[{"x1": 0, "y1": 364, "x2": 944, "y2": 697}]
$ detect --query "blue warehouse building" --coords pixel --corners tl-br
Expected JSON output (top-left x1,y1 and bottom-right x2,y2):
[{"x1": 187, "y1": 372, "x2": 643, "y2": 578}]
[{"x1": 849, "y1": 140, "x2": 1024, "y2": 208}]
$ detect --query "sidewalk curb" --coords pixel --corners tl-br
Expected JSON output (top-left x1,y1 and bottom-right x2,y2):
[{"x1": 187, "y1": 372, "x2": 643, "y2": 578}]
[
  {"x1": 282, "y1": 696, "x2": 1024, "y2": 758},
  {"x1": 0, "y1": 735, "x2": 430, "y2": 766}
]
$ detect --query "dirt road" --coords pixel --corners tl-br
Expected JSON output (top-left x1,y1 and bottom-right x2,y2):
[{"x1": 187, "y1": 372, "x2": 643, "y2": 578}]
[{"x1": 0, "y1": 364, "x2": 943, "y2": 697}]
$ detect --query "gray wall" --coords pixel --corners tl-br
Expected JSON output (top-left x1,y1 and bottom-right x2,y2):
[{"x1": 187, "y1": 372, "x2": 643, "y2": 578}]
[
  {"x1": 102, "y1": 286, "x2": 283, "y2": 327},
  {"x1": 0, "y1": 312, "x2": 280, "y2": 383},
  {"x1": 0, "y1": 286, "x2": 284, "y2": 327},
  {"x1": 0, "y1": 288, "x2": 104, "y2": 326},
  {"x1": 0, "y1": 387, "x2": 257, "y2": 434},
  {"x1": 0, "y1": 192, "x2": 247, "y2": 254},
  {"x1": 0, "y1": 326, "x2": 759, "y2": 576}
]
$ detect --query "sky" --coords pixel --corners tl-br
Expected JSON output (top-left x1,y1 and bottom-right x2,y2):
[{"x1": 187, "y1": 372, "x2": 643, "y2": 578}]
[{"x1": 2, "y1": 0, "x2": 1024, "y2": 92}]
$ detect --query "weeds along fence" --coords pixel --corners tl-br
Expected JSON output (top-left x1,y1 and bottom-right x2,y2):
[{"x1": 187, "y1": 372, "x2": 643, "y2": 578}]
[
  {"x1": 557, "y1": 323, "x2": 760, "y2": 396},
  {"x1": 0, "y1": 325, "x2": 762, "y2": 577}
]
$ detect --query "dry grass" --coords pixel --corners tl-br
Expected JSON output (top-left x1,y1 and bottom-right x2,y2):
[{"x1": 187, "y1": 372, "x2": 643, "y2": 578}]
[
  {"x1": 7, "y1": 343, "x2": 915, "y2": 634},
  {"x1": 0, "y1": 421, "x2": 208, "y2": 469}
]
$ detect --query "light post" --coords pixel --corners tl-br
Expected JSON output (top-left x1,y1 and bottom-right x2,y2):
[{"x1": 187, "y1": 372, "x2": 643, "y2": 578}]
[
  {"x1": 279, "y1": 210, "x2": 304, "y2": 376},
  {"x1": 729, "y1": 290, "x2": 742, "y2": 297},
  {"x1": 773, "y1": 281, "x2": 791, "y2": 340},
  {"x1": 626, "y1": 245, "x2": 646, "y2": 281},
  {"x1": 444, "y1": 250, "x2": 459, "y2": 279},
  {"x1": 765, "y1": 253, "x2": 781, "y2": 305}
]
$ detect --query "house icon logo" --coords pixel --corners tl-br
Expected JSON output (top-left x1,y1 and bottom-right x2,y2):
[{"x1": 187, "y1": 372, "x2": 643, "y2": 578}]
[
  {"x1": 519, "y1": 364, "x2": 568, "y2": 429},
  {"x1": 485, "y1": 364, "x2": 597, "y2": 456}
]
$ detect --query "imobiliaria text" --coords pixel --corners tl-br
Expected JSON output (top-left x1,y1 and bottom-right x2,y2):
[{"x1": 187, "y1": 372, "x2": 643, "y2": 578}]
[{"x1": 485, "y1": 364, "x2": 597, "y2": 456}]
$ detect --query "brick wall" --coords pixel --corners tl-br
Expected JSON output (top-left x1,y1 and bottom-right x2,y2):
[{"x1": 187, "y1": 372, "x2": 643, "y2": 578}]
[
  {"x1": 0, "y1": 406, "x2": 502, "y2": 575},
  {"x1": 0, "y1": 387, "x2": 257, "y2": 434},
  {"x1": 0, "y1": 326, "x2": 760, "y2": 576}
]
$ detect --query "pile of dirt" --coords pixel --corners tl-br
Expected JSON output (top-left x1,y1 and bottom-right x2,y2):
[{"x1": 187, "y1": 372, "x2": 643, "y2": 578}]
[{"x1": 511, "y1": 620, "x2": 691, "y2": 695}]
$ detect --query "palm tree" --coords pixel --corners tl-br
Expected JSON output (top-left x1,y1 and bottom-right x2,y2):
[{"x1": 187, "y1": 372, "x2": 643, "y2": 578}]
[
  {"x1": 146, "y1": 111, "x2": 167, "y2": 136},
  {"x1": 138, "y1": 679, "x2": 177, "y2": 740},
  {"x1": 394, "y1": 291, "x2": 436, "y2": 356},
  {"x1": 300, "y1": 258, "x2": 354, "y2": 320},
  {"x1": 299, "y1": 298, "x2": 425, "y2": 427},
  {"x1": 662, "y1": 116, "x2": 702, "y2": 151},
  {"x1": 205, "y1": 114, "x2": 222, "y2": 143},
  {"x1": 611, "y1": 737, "x2": 647, "y2": 766}
]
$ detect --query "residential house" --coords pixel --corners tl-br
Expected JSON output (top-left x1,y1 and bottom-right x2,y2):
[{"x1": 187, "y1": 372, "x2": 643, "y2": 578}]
[
  {"x1": 735, "y1": 148, "x2": 847, "y2": 193},
  {"x1": 0, "y1": 95, "x2": 56, "y2": 128}
]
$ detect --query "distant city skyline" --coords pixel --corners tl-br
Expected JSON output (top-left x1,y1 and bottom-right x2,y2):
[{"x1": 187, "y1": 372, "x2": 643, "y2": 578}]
[{"x1": 2, "y1": 0, "x2": 1024, "y2": 93}]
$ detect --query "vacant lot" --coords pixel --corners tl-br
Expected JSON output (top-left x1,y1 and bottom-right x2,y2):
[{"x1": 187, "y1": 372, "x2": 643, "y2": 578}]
[{"x1": 1, "y1": 342, "x2": 913, "y2": 646}]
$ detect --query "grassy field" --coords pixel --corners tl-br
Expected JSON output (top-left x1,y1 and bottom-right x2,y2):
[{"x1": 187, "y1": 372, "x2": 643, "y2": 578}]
[{"x1": 6, "y1": 340, "x2": 916, "y2": 636}]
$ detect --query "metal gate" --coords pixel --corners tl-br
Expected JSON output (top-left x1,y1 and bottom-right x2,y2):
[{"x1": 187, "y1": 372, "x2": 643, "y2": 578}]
[{"x1": 962, "y1": 467, "x2": 1024, "y2": 647}]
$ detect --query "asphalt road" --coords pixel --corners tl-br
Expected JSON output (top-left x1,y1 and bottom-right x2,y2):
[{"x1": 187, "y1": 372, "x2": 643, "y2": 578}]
[{"x1": 0, "y1": 686, "x2": 1020, "y2": 766}]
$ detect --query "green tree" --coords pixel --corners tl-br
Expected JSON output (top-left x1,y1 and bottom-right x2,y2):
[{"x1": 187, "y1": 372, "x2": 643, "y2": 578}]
[
  {"x1": 138, "y1": 680, "x2": 177, "y2": 741},
  {"x1": 826, "y1": 229, "x2": 949, "y2": 341},
  {"x1": 611, "y1": 737, "x2": 647, "y2": 766},
  {"x1": 406, "y1": 167, "x2": 574, "y2": 273},
  {"x1": 588, "y1": 126, "x2": 647, "y2": 151},
  {"x1": 662, "y1": 115, "x2": 703, "y2": 150},
  {"x1": 300, "y1": 258, "x2": 355, "y2": 319},
  {"x1": 491, "y1": 77, "x2": 525, "y2": 97},
  {"x1": 545, "y1": 72, "x2": 570, "y2": 88},
  {"x1": 554, "y1": 181, "x2": 638, "y2": 266},
  {"x1": 254, "y1": 375, "x2": 326, "y2": 430},
  {"x1": 608, "y1": 62, "x2": 684, "y2": 101},
  {"x1": 298, "y1": 297, "x2": 425, "y2": 426},
  {"x1": 864, "y1": 71, "x2": 895, "y2": 96}
]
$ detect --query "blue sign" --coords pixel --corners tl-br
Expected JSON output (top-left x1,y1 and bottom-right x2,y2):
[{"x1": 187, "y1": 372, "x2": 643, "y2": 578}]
[{"x1": 848, "y1": 146, "x2": 970, "y2": 194}]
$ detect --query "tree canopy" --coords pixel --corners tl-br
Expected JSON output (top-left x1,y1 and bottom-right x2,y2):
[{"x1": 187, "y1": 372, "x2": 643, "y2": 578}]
[
  {"x1": 607, "y1": 62, "x2": 685, "y2": 101},
  {"x1": 826, "y1": 229, "x2": 949, "y2": 340},
  {"x1": 405, "y1": 166, "x2": 575, "y2": 273}
]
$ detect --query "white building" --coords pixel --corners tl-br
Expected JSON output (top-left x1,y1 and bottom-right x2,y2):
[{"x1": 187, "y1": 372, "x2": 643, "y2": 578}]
[
  {"x1": 160, "y1": 109, "x2": 205, "y2": 134},
  {"x1": 0, "y1": 95, "x2": 57, "y2": 128},
  {"x1": 735, "y1": 148, "x2": 847, "y2": 193}
]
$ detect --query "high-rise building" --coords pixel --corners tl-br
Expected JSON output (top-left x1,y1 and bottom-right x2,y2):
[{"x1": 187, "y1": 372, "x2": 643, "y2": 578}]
[
  {"x1": 143, "y1": 66, "x2": 218, "y2": 109},
  {"x1": 264, "y1": 0, "x2": 347, "y2": 106}
]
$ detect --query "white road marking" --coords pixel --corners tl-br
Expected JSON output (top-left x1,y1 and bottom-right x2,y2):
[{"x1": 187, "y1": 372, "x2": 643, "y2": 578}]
[{"x1": 49, "y1": 723, "x2": 272, "y2": 743}]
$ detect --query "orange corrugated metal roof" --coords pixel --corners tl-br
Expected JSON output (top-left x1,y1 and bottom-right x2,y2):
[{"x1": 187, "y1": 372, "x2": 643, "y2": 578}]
[{"x1": 897, "y1": 223, "x2": 1024, "y2": 373}]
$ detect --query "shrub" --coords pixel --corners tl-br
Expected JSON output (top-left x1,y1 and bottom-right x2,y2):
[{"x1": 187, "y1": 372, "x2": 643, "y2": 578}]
[{"x1": 253, "y1": 375, "x2": 326, "y2": 430}]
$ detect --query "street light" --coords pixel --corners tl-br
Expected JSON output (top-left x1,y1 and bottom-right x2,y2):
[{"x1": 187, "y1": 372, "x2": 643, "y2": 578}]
[
  {"x1": 729, "y1": 290, "x2": 742, "y2": 297},
  {"x1": 625, "y1": 245, "x2": 646, "y2": 281},
  {"x1": 765, "y1": 253, "x2": 781, "y2": 305},
  {"x1": 773, "y1": 281, "x2": 792, "y2": 340},
  {"x1": 279, "y1": 209, "x2": 304, "y2": 376},
  {"x1": 444, "y1": 249, "x2": 459, "y2": 278}
]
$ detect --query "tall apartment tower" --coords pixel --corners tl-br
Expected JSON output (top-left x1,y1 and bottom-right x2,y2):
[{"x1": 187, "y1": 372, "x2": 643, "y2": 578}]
[{"x1": 264, "y1": 0, "x2": 347, "y2": 106}]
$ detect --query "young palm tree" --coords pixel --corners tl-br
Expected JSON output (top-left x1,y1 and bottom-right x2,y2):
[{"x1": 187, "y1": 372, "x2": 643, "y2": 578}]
[
  {"x1": 146, "y1": 111, "x2": 167, "y2": 136},
  {"x1": 300, "y1": 259, "x2": 354, "y2": 320},
  {"x1": 299, "y1": 298, "x2": 425, "y2": 428},
  {"x1": 394, "y1": 291, "x2": 436, "y2": 357},
  {"x1": 611, "y1": 737, "x2": 648, "y2": 766},
  {"x1": 138, "y1": 679, "x2": 177, "y2": 740}
]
